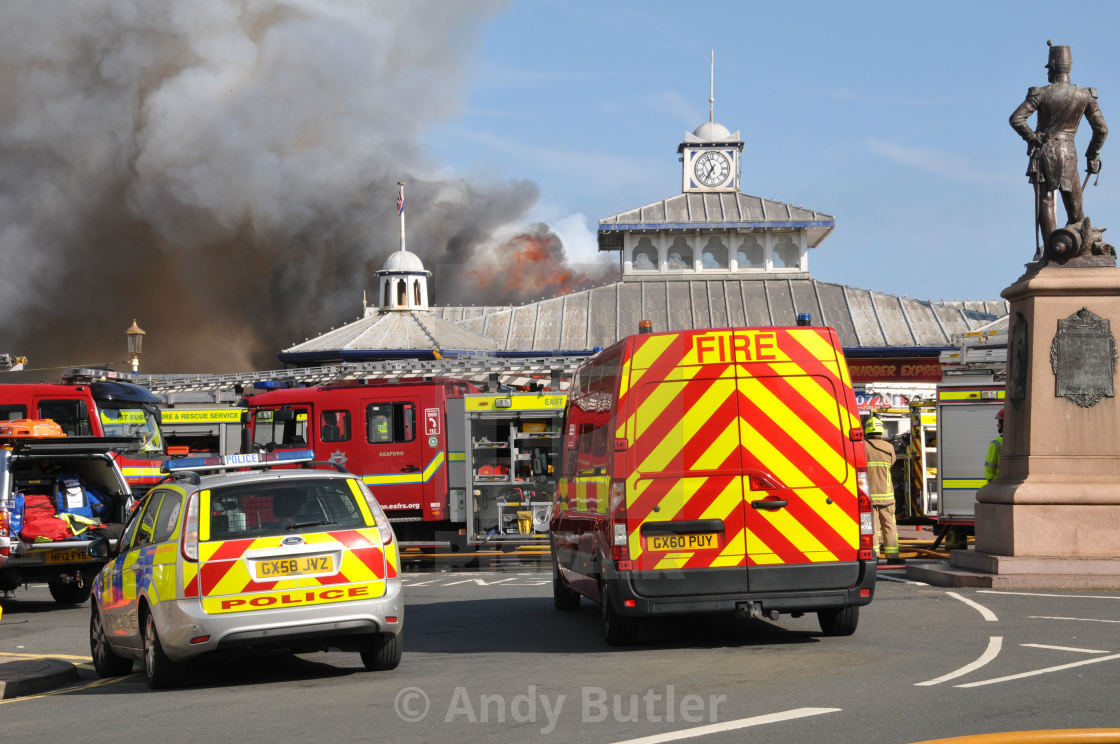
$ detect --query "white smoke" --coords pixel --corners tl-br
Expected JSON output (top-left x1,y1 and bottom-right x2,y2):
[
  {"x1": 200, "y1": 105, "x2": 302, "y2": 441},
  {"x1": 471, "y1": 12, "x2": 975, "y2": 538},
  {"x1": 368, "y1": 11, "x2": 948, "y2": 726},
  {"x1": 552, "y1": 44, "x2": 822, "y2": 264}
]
[{"x1": 0, "y1": 0, "x2": 533, "y2": 373}]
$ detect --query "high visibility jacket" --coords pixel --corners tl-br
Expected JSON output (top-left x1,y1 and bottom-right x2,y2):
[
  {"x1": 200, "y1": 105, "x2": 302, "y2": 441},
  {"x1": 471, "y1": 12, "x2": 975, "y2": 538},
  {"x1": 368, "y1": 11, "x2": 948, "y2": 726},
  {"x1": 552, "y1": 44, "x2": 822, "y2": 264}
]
[
  {"x1": 865, "y1": 436, "x2": 896, "y2": 504},
  {"x1": 985, "y1": 435, "x2": 1003, "y2": 482}
]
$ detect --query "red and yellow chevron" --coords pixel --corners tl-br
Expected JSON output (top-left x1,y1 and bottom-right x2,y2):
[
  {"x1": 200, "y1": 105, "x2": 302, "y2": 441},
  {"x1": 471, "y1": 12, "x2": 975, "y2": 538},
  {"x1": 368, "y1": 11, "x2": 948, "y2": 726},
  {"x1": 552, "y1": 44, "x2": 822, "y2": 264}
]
[
  {"x1": 618, "y1": 329, "x2": 862, "y2": 572},
  {"x1": 193, "y1": 528, "x2": 389, "y2": 614}
]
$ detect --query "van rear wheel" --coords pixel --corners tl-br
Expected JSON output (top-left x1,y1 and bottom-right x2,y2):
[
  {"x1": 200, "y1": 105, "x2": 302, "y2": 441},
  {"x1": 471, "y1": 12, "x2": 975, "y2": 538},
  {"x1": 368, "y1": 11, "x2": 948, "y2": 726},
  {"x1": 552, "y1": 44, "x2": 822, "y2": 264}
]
[
  {"x1": 818, "y1": 606, "x2": 859, "y2": 636},
  {"x1": 553, "y1": 564, "x2": 580, "y2": 611},
  {"x1": 600, "y1": 582, "x2": 639, "y2": 646}
]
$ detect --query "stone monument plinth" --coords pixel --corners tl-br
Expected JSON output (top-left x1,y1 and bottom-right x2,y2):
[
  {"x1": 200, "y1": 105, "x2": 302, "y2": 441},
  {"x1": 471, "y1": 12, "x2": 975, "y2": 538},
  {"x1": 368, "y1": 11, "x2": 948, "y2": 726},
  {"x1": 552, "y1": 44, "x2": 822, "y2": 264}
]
[{"x1": 943, "y1": 264, "x2": 1120, "y2": 587}]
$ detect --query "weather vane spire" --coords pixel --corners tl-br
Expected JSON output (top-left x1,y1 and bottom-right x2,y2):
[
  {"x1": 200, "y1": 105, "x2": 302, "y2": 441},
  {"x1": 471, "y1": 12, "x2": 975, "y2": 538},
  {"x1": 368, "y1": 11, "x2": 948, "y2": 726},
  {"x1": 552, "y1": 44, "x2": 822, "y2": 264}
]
[
  {"x1": 709, "y1": 49, "x2": 715, "y2": 124},
  {"x1": 397, "y1": 181, "x2": 406, "y2": 253}
]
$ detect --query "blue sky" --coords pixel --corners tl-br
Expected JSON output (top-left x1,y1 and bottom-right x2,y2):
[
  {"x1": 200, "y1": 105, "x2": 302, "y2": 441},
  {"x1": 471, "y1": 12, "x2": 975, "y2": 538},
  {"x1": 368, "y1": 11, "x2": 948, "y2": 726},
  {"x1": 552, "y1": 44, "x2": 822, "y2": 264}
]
[{"x1": 426, "y1": 0, "x2": 1120, "y2": 304}]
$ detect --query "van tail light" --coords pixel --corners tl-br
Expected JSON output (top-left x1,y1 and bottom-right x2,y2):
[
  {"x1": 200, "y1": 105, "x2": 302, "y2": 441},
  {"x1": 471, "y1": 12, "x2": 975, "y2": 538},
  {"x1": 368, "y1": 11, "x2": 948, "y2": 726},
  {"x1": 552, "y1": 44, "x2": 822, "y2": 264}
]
[
  {"x1": 609, "y1": 480, "x2": 629, "y2": 561},
  {"x1": 0, "y1": 510, "x2": 8, "y2": 538},
  {"x1": 856, "y1": 467, "x2": 874, "y2": 555},
  {"x1": 181, "y1": 491, "x2": 200, "y2": 562}
]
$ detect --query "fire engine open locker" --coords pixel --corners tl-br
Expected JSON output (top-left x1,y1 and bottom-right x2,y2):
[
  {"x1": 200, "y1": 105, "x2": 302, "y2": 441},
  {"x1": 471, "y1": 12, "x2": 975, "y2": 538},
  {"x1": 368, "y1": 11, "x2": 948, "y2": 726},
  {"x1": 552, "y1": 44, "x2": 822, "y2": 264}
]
[{"x1": 446, "y1": 392, "x2": 566, "y2": 546}]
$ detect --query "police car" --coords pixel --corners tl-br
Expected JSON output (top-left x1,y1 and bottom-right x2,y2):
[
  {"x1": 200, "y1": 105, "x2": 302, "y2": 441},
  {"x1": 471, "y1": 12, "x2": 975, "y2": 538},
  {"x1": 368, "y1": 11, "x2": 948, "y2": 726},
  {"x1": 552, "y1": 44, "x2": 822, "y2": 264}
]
[{"x1": 88, "y1": 450, "x2": 403, "y2": 689}]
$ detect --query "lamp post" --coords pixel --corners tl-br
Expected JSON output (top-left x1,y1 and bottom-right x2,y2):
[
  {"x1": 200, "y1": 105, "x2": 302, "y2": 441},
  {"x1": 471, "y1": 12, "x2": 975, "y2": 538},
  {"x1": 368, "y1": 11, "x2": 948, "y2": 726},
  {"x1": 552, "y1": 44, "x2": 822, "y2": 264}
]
[{"x1": 125, "y1": 318, "x2": 146, "y2": 374}]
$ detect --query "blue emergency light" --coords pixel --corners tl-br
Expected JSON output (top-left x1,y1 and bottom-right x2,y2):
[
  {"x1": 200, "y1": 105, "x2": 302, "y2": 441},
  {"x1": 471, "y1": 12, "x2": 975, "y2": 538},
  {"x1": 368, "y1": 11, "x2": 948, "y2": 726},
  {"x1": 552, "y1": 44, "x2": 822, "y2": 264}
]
[{"x1": 162, "y1": 449, "x2": 316, "y2": 473}]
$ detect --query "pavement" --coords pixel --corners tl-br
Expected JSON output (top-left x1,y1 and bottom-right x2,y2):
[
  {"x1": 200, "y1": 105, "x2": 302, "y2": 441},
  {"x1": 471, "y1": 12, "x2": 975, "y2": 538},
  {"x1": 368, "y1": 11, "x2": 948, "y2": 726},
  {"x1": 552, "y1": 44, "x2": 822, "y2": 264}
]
[{"x1": 0, "y1": 656, "x2": 78, "y2": 699}]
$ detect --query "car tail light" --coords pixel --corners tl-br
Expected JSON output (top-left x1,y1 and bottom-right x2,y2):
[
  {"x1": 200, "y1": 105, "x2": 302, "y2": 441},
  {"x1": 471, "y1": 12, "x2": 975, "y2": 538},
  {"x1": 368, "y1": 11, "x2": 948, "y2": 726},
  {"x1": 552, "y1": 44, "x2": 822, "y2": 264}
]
[
  {"x1": 352, "y1": 480, "x2": 395, "y2": 545},
  {"x1": 610, "y1": 480, "x2": 628, "y2": 561},
  {"x1": 0, "y1": 510, "x2": 8, "y2": 538},
  {"x1": 368, "y1": 498, "x2": 395, "y2": 545},
  {"x1": 856, "y1": 468, "x2": 874, "y2": 551},
  {"x1": 181, "y1": 491, "x2": 200, "y2": 562}
]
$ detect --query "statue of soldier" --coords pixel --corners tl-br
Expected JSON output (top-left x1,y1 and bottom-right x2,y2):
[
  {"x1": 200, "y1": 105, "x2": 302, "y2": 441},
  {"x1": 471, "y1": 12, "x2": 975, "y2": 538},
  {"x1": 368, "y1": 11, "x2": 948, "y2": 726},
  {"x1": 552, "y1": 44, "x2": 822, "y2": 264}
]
[{"x1": 1010, "y1": 42, "x2": 1108, "y2": 260}]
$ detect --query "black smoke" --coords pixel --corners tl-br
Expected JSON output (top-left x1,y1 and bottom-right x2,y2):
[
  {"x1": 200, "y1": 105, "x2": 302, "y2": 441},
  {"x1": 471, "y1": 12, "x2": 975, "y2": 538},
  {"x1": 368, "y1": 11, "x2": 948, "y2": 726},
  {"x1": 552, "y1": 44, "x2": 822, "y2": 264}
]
[{"x1": 0, "y1": 0, "x2": 548, "y2": 374}]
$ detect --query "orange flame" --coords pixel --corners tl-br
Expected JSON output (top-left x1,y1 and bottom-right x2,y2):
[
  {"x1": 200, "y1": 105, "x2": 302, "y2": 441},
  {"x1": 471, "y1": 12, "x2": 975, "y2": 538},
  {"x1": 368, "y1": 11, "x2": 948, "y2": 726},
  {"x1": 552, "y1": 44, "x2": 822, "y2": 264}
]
[{"x1": 468, "y1": 231, "x2": 616, "y2": 304}]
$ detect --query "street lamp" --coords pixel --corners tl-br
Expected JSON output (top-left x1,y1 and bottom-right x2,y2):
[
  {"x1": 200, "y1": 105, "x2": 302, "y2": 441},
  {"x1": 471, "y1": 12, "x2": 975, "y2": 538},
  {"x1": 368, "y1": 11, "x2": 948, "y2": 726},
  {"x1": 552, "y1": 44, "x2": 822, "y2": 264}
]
[{"x1": 125, "y1": 318, "x2": 146, "y2": 374}]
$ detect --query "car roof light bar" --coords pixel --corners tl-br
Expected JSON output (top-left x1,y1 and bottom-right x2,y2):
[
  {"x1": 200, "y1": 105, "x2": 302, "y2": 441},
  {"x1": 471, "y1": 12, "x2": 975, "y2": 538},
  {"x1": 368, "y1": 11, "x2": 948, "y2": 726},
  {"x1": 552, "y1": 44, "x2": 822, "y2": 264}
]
[{"x1": 161, "y1": 449, "x2": 316, "y2": 474}]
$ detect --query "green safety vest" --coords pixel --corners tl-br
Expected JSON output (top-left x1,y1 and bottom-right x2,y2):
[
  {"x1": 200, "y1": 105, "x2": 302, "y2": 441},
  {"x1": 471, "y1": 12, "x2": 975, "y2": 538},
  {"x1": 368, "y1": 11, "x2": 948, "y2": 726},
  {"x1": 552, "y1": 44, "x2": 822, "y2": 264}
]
[{"x1": 985, "y1": 435, "x2": 1003, "y2": 482}]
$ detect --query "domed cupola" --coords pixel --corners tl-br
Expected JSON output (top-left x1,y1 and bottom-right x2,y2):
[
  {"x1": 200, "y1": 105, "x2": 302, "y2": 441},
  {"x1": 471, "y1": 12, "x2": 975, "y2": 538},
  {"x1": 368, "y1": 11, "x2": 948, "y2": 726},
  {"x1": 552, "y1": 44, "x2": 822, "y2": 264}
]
[{"x1": 377, "y1": 248, "x2": 431, "y2": 311}]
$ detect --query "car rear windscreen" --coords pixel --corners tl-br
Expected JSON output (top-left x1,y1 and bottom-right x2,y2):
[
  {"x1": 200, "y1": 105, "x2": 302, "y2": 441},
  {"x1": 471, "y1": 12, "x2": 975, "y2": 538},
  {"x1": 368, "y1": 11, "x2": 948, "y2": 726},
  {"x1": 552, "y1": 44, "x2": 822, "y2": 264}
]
[{"x1": 207, "y1": 479, "x2": 366, "y2": 540}]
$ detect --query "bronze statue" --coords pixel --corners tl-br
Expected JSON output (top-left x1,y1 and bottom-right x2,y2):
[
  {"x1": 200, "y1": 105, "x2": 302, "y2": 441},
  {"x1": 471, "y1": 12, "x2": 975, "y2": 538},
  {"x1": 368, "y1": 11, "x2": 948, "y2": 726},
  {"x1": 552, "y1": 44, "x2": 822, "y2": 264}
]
[{"x1": 1010, "y1": 42, "x2": 1109, "y2": 262}]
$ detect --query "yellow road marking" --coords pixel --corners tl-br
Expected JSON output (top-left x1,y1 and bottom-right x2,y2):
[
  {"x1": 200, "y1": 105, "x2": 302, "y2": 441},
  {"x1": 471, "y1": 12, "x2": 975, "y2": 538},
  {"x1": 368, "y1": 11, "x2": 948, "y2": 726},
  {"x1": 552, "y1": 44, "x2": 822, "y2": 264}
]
[
  {"x1": 0, "y1": 652, "x2": 93, "y2": 661},
  {"x1": 0, "y1": 673, "x2": 137, "y2": 704}
]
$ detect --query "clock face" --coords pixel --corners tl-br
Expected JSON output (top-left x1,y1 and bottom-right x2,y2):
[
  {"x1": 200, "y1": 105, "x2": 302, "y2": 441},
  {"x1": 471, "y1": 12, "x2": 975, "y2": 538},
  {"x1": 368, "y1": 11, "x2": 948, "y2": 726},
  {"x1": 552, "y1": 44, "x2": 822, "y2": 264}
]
[{"x1": 693, "y1": 150, "x2": 731, "y2": 187}]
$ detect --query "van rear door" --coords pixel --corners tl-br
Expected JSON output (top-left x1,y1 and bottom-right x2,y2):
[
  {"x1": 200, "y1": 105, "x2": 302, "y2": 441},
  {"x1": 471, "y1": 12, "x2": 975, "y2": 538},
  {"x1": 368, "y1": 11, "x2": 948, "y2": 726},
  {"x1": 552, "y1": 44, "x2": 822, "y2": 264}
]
[
  {"x1": 735, "y1": 328, "x2": 861, "y2": 591},
  {"x1": 624, "y1": 332, "x2": 748, "y2": 575}
]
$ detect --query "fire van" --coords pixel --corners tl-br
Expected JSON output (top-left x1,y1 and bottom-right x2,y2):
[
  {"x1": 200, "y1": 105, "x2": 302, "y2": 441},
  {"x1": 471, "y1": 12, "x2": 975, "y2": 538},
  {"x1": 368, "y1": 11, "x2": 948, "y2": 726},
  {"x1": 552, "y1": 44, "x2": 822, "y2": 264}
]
[
  {"x1": 550, "y1": 326, "x2": 876, "y2": 645},
  {"x1": 0, "y1": 378, "x2": 166, "y2": 494}
]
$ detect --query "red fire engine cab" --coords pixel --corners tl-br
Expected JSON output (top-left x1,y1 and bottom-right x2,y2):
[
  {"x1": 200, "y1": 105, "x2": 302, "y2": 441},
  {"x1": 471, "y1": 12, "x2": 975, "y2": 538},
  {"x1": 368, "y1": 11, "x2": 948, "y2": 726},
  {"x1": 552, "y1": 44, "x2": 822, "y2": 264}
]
[
  {"x1": 243, "y1": 380, "x2": 475, "y2": 543},
  {"x1": 0, "y1": 377, "x2": 167, "y2": 495}
]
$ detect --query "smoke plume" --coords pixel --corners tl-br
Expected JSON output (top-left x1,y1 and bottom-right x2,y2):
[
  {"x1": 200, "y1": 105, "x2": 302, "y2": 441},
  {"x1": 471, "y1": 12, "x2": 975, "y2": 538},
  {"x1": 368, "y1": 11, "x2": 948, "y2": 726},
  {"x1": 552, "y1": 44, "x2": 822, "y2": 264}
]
[{"x1": 0, "y1": 0, "x2": 577, "y2": 374}]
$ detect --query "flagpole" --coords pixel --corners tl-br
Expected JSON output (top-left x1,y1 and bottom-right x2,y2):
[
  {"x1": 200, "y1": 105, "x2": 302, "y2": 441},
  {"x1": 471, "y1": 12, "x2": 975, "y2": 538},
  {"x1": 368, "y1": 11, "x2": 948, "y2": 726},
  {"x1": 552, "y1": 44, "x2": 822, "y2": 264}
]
[{"x1": 397, "y1": 181, "x2": 406, "y2": 253}]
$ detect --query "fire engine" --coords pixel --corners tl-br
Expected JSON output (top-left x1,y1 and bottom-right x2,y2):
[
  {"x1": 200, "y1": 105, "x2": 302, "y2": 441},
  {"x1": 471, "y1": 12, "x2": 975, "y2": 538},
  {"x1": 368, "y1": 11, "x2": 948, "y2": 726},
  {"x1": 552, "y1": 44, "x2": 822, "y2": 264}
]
[
  {"x1": 0, "y1": 369, "x2": 167, "y2": 495},
  {"x1": 134, "y1": 356, "x2": 587, "y2": 548},
  {"x1": 932, "y1": 318, "x2": 1007, "y2": 547}
]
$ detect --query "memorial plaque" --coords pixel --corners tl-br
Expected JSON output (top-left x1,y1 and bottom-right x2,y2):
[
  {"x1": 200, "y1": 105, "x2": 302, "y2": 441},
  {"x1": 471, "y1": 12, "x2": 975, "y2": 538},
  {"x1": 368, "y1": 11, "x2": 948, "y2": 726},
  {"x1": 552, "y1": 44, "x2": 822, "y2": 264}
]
[
  {"x1": 1008, "y1": 312, "x2": 1028, "y2": 408},
  {"x1": 1049, "y1": 308, "x2": 1118, "y2": 407}
]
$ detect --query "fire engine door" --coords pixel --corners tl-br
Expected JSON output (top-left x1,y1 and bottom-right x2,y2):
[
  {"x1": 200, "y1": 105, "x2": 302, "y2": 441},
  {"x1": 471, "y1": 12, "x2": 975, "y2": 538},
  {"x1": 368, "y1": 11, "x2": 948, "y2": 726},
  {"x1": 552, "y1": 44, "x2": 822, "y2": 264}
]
[{"x1": 361, "y1": 397, "x2": 429, "y2": 512}]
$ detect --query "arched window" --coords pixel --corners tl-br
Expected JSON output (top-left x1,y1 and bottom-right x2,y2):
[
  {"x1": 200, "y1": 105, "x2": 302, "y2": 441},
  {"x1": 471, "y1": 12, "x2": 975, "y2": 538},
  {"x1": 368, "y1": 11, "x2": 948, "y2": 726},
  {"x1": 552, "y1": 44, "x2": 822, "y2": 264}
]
[
  {"x1": 701, "y1": 236, "x2": 728, "y2": 269},
  {"x1": 414, "y1": 280, "x2": 422, "y2": 305},
  {"x1": 774, "y1": 235, "x2": 800, "y2": 268},
  {"x1": 667, "y1": 236, "x2": 694, "y2": 271},
  {"x1": 396, "y1": 279, "x2": 406, "y2": 306},
  {"x1": 382, "y1": 281, "x2": 390, "y2": 307},
  {"x1": 632, "y1": 237, "x2": 658, "y2": 271},
  {"x1": 736, "y1": 236, "x2": 765, "y2": 269}
]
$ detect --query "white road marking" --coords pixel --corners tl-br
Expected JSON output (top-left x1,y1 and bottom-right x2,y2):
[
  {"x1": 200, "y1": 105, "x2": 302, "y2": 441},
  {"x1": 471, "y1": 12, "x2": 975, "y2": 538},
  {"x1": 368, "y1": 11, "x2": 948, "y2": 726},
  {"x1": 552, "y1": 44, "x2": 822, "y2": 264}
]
[
  {"x1": 877, "y1": 575, "x2": 928, "y2": 585},
  {"x1": 945, "y1": 591, "x2": 999, "y2": 622},
  {"x1": 608, "y1": 707, "x2": 841, "y2": 744},
  {"x1": 956, "y1": 652, "x2": 1120, "y2": 688},
  {"x1": 978, "y1": 590, "x2": 1120, "y2": 600},
  {"x1": 1030, "y1": 615, "x2": 1120, "y2": 624},
  {"x1": 1021, "y1": 643, "x2": 1110, "y2": 654},
  {"x1": 914, "y1": 636, "x2": 1003, "y2": 687},
  {"x1": 442, "y1": 578, "x2": 518, "y2": 586}
]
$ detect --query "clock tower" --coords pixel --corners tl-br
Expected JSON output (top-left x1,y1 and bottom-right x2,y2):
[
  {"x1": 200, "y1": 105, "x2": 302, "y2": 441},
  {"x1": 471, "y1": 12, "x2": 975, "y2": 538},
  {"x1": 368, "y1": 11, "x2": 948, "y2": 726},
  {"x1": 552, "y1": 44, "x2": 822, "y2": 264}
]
[
  {"x1": 678, "y1": 51, "x2": 743, "y2": 192},
  {"x1": 679, "y1": 124, "x2": 743, "y2": 192}
]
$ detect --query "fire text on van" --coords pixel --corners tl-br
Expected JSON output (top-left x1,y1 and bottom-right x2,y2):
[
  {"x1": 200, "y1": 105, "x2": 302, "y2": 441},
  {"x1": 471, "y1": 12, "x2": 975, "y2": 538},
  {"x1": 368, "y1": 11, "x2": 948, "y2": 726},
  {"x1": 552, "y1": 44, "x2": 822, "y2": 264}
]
[{"x1": 692, "y1": 331, "x2": 778, "y2": 365}]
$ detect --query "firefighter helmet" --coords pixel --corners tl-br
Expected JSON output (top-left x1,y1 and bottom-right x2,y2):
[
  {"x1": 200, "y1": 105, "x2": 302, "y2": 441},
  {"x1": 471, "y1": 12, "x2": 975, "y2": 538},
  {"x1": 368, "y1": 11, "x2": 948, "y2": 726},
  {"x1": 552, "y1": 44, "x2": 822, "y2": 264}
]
[
  {"x1": 1045, "y1": 41, "x2": 1072, "y2": 73},
  {"x1": 996, "y1": 408, "x2": 1005, "y2": 421},
  {"x1": 864, "y1": 416, "x2": 884, "y2": 436}
]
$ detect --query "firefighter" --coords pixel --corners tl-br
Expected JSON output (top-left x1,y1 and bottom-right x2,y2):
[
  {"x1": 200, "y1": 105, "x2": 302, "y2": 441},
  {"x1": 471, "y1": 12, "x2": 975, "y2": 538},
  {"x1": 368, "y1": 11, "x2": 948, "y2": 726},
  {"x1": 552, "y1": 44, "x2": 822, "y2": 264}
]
[
  {"x1": 864, "y1": 415, "x2": 900, "y2": 563},
  {"x1": 985, "y1": 408, "x2": 1004, "y2": 483}
]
